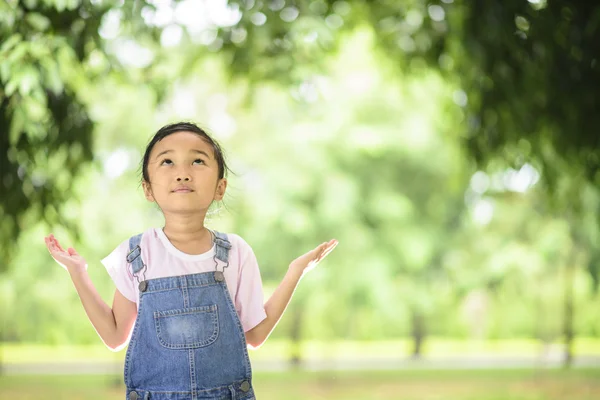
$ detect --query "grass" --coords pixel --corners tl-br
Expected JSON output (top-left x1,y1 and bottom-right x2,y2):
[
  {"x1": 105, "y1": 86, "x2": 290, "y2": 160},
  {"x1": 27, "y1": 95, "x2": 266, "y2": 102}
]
[
  {"x1": 2, "y1": 339, "x2": 599, "y2": 399},
  {"x1": 3, "y1": 337, "x2": 600, "y2": 364},
  {"x1": 1, "y1": 369, "x2": 599, "y2": 400}
]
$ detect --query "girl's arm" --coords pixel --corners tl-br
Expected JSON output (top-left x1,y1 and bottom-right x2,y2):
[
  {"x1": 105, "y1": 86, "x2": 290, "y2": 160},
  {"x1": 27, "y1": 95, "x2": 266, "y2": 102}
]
[
  {"x1": 245, "y1": 239, "x2": 337, "y2": 349},
  {"x1": 45, "y1": 234, "x2": 137, "y2": 351}
]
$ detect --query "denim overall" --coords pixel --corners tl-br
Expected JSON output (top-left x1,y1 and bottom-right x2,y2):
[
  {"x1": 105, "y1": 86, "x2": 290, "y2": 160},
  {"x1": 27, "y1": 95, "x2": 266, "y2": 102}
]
[{"x1": 123, "y1": 231, "x2": 255, "y2": 400}]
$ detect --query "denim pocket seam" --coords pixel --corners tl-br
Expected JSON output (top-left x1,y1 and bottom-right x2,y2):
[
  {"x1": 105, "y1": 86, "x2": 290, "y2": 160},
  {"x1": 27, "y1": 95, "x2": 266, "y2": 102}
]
[{"x1": 154, "y1": 304, "x2": 219, "y2": 349}]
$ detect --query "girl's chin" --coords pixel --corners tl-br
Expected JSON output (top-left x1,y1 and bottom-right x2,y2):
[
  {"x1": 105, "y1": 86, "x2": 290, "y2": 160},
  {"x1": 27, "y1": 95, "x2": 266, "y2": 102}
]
[{"x1": 161, "y1": 205, "x2": 211, "y2": 214}]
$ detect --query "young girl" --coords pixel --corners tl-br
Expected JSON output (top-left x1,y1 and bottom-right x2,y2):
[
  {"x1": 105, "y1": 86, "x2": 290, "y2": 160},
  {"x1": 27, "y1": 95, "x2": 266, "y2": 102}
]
[{"x1": 44, "y1": 122, "x2": 337, "y2": 400}]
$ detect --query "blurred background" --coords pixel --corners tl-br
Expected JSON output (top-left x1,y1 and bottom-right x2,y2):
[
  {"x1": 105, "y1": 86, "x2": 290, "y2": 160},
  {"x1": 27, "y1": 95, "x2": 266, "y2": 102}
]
[{"x1": 1, "y1": 0, "x2": 599, "y2": 399}]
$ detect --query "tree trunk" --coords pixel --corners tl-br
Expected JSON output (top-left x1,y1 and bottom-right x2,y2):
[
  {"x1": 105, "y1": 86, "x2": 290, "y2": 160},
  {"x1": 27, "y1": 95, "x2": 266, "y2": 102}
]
[
  {"x1": 288, "y1": 304, "x2": 304, "y2": 368},
  {"x1": 411, "y1": 309, "x2": 426, "y2": 359},
  {"x1": 562, "y1": 252, "x2": 576, "y2": 368}
]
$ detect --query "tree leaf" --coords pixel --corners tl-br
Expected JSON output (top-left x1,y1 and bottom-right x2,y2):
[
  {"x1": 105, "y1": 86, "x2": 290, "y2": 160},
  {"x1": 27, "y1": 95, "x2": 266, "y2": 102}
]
[
  {"x1": 0, "y1": 34, "x2": 22, "y2": 54},
  {"x1": 26, "y1": 12, "x2": 51, "y2": 31}
]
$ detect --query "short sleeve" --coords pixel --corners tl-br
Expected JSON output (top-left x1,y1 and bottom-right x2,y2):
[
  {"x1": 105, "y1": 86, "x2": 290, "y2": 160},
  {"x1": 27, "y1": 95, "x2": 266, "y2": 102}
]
[
  {"x1": 233, "y1": 236, "x2": 267, "y2": 332},
  {"x1": 101, "y1": 239, "x2": 137, "y2": 303}
]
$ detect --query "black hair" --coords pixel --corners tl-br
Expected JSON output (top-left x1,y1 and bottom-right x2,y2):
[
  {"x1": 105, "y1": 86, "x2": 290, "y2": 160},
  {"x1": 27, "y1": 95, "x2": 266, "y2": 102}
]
[{"x1": 141, "y1": 122, "x2": 230, "y2": 184}]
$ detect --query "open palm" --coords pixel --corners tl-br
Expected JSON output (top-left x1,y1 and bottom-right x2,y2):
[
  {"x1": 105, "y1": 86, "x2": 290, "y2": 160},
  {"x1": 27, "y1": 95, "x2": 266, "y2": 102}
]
[
  {"x1": 289, "y1": 239, "x2": 338, "y2": 275},
  {"x1": 44, "y1": 234, "x2": 87, "y2": 271}
]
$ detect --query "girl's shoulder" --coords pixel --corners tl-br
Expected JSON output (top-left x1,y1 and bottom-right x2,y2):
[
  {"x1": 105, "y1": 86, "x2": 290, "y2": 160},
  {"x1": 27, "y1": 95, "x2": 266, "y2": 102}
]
[
  {"x1": 214, "y1": 231, "x2": 255, "y2": 255},
  {"x1": 219, "y1": 231, "x2": 247, "y2": 245}
]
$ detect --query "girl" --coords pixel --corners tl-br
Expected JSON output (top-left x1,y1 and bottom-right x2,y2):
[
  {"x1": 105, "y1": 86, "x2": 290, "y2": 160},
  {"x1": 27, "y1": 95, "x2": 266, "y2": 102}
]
[{"x1": 44, "y1": 122, "x2": 338, "y2": 400}]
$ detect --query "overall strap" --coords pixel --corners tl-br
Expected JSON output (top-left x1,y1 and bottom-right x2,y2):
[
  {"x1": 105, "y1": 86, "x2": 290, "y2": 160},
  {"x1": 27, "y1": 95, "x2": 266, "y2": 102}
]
[
  {"x1": 126, "y1": 233, "x2": 145, "y2": 275},
  {"x1": 213, "y1": 230, "x2": 231, "y2": 265}
]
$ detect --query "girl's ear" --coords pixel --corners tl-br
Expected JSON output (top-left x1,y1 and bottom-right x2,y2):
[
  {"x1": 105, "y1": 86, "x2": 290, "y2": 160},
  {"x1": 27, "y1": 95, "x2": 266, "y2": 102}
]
[
  {"x1": 142, "y1": 181, "x2": 155, "y2": 202},
  {"x1": 214, "y1": 178, "x2": 227, "y2": 201}
]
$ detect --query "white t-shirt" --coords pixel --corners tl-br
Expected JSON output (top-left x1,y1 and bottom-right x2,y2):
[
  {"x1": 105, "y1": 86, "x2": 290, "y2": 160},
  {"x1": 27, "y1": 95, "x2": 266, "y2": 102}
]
[{"x1": 101, "y1": 228, "x2": 267, "y2": 333}]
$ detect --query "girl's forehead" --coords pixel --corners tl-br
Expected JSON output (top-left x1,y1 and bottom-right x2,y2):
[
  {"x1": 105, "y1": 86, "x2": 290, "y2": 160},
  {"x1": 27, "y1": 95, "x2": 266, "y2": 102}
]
[{"x1": 152, "y1": 131, "x2": 212, "y2": 154}]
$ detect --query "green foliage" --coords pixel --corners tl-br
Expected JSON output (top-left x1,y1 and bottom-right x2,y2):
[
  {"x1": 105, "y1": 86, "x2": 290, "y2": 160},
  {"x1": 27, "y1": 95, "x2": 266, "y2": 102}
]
[
  {"x1": 0, "y1": 0, "x2": 172, "y2": 270},
  {"x1": 1, "y1": 0, "x2": 100, "y2": 269},
  {"x1": 221, "y1": 1, "x2": 600, "y2": 189},
  {"x1": 1, "y1": 0, "x2": 599, "y2": 351}
]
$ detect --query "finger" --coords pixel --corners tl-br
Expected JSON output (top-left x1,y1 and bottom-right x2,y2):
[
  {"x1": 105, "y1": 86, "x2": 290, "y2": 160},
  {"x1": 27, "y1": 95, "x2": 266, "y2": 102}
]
[
  {"x1": 53, "y1": 237, "x2": 65, "y2": 252},
  {"x1": 48, "y1": 243, "x2": 65, "y2": 254},
  {"x1": 324, "y1": 240, "x2": 338, "y2": 254},
  {"x1": 48, "y1": 238, "x2": 57, "y2": 251},
  {"x1": 307, "y1": 241, "x2": 335, "y2": 262},
  {"x1": 68, "y1": 247, "x2": 78, "y2": 256},
  {"x1": 52, "y1": 241, "x2": 63, "y2": 253},
  {"x1": 322, "y1": 239, "x2": 337, "y2": 250},
  {"x1": 47, "y1": 238, "x2": 67, "y2": 256},
  {"x1": 319, "y1": 240, "x2": 336, "y2": 254},
  {"x1": 317, "y1": 240, "x2": 338, "y2": 262},
  {"x1": 311, "y1": 242, "x2": 327, "y2": 255},
  {"x1": 44, "y1": 237, "x2": 53, "y2": 252},
  {"x1": 315, "y1": 242, "x2": 329, "y2": 256}
]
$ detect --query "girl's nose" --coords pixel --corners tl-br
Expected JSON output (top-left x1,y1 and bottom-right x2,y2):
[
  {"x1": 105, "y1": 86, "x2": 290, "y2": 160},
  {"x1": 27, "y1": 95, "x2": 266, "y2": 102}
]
[{"x1": 176, "y1": 167, "x2": 192, "y2": 182}]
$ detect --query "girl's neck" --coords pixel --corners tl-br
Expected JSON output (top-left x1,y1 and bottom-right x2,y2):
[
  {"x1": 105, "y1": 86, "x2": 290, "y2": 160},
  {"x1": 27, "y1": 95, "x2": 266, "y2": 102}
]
[{"x1": 162, "y1": 220, "x2": 213, "y2": 255}]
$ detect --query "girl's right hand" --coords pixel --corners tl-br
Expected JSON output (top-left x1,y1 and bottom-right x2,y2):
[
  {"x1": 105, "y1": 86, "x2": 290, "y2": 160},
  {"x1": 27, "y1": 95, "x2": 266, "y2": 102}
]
[{"x1": 44, "y1": 234, "x2": 88, "y2": 272}]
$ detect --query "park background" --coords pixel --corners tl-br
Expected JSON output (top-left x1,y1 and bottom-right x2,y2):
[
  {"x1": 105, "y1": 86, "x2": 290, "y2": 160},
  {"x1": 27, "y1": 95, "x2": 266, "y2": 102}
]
[{"x1": 1, "y1": 0, "x2": 599, "y2": 399}]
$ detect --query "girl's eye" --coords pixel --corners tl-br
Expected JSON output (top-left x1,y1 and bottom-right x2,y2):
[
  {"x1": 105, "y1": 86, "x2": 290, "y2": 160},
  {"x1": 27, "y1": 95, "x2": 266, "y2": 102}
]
[{"x1": 160, "y1": 159, "x2": 204, "y2": 166}]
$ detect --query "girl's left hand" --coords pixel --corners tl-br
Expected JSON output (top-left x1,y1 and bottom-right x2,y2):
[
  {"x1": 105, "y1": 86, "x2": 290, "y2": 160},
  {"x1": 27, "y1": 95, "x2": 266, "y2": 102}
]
[{"x1": 289, "y1": 239, "x2": 338, "y2": 276}]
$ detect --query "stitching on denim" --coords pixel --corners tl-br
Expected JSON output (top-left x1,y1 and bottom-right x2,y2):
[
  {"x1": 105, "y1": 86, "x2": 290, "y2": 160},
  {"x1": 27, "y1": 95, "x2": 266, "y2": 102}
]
[
  {"x1": 154, "y1": 305, "x2": 219, "y2": 349},
  {"x1": 189, "y1": 348, "x2": 197, "y2": 400},
  {"x1": 129, "y1": 382, "x2": 255, "y2": 397},
  {"x1": 140, "y1": 282, "x2": 217, "y2": 294},
  {"x1": 124, "y1": 291, "x2": 144, "y2": 388},
  {"x1": 218, "y1": 280, "x2": 253, "y2": 378},
  {"x1": 154, "y1": 305, "x2": 216, "y2": 317},
  {"x1": 130, "y1": 386, "x2": 253, "y2": 396},
  {"x1": 130, "y1": 390, "x2": 192, "y2": 395},
  {"x1": 181, "y1": 284, "x2": 189, "y2": 309}
]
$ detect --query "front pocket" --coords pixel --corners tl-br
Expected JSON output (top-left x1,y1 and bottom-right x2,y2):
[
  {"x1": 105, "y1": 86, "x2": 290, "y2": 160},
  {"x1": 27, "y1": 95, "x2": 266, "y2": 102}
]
[{"x1": 154, "y1": 305, "x2": 219, "y2": 349}]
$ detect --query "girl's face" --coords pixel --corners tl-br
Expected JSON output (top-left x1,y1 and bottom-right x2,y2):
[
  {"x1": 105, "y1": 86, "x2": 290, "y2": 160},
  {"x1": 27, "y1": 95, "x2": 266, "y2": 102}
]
[{"x1": 142, "y1": 131, "x2": 227, "y2": 214}]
